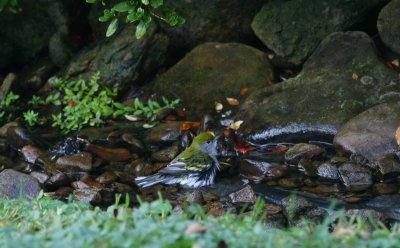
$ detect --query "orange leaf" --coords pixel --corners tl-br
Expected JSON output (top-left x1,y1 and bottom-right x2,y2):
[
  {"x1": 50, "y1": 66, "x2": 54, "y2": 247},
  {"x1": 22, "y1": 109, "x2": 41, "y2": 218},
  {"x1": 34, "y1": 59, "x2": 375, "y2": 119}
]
[
  {"x1": 396, "y1": 127, "x2": 400, "y2": 146},
  {"x1": 85, "y1": 144, "x2": 132, "y2": 161},
  {"x1": 67, "y1": 100, "x2": 77, "y2": 107},
  {"x1": 179, "y1": 121, "x2": 201, "y2": 131},
  {"x1": 239, "y1": 86, "x2": 249, "y2": 96},
  {"x1": 226, "y1": 97, "x2": 240, "y2": 106},
  {"x1": 267, "y1": 144, "x2": 289, "y2": 154}
]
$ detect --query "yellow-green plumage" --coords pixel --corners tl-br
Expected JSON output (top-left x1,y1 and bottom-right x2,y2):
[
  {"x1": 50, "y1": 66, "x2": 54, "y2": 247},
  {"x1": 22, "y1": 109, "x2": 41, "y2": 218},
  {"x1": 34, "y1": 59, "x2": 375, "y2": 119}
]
[{"x1": 135, "y1": 132, "x2": 219, "y2": 188}]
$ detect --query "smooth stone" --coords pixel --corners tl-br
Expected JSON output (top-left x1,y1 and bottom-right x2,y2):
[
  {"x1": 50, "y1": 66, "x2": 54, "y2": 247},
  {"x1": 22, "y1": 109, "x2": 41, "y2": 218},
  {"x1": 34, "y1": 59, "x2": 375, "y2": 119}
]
[
  {"x1": 30, "y1": 171, "x2": 49, "y2": 186},
  {"x1": 0, "y1": 169, "x2": 41, "y2": 199},
  {"x1": 377, "y1": 0, "x2": 400, "y2": 55},
  {"x1": 56, "y1": 152, "x2": 93, "y2": 172},
  {"x1": 338, "y1": 163, "x2": 373, "y2": 192},
  {"x1": 240, "y1": 159, "x2": 287, "y2": 181},
  {"x1": 21, "y1": 145, "x2": 44, "y2": 164},
  {"x1": 54, "y1": 186, "x2": 74, "y2": 200},
  {"x1": 6, "y1": 126, "x2": 35, "y2": 148},
  {"x1": 46, "y1": 172, "x2": 70, "y2": 189},
  {"x1": 96, "y1": 171, "x2": 118, "y2": 184},
  {"x1": 376, "y1": 153, "x2": 400, "y2": 176},
  {"x1": 372, "y1": 183, "x2": 398, "y2": 195},
  {"x1": 73, "y1": 188, "x2": 101, "y2": 204},
  {"x1": 236, "y1": 32, "x2": 399, "y2": 141},
  {"x1": 151, "y1": 145, "x2": 180, "y2": 162},
  {"x1": 146, "y1": 122, "x2": 181, "y2": 145},
  {"x1": 277, "y1": 178, "x2": 304, "y2": 189},
  {"x1": 147, "y1": 42, "x2": 274, "y2": 118},
  {"x1": 72, "y1": 176, "x2": 104, "y2": 190},
  {"x1": 228, "y1": 185, "x2": 257, "y2": 204},
  {"x1": 334, "y1": 103, "x2": 400, "y2": 161},
  {"x1": 186, "y1": 190, "x2": 205, "y2": 205},
  {"x1": 317, "y1": 162, "x2": 340, "y2": 180},
  {"x1": 285, "y1": 143, "x2": 326, "y2": 164}
]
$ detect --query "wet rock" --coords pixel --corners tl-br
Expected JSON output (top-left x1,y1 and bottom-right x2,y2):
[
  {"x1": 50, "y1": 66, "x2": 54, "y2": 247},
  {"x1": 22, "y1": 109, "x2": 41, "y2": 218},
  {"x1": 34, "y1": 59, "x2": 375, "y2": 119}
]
[
  {"x1": 251, "y1": 0, "x2": 384, "y2": 66},
  {"x1": 72, "y1": 176, "x2": 103, "y2": 190},
  {"x1": 151, "y1": 145, "x2": 180, "y2": 162},
  {"x1": 133, "y1": 159, "x2": 166, "y2": 177},
  {"x1": 0, "y1": 169, "x2": 41, "y2": 199},
  {"x1": 345, "y1": 209, "x2": 389, "y2": 226},
  {"x1": 0, "y1": 121, "x2": 19, "y2": 137},
  {"x1": 65, "y1": 24, "x2": 169, "y2": 92},
  {"x1": 338, "y1": 163, "x2": 373, "y2": 192},
  {"x1": 0, "y1": 138, "x2": 10, "y2": 155},
  {"x1": 278, "y1": 178, "x2": 304, "y2": 189},
  {"x1": 334, "y1": 103, "x2": 400, "y2": 161},
  {"x1": 121, "y1": 133, "x2": 145, "y2": 151},
  {"x1": 295, "y1": 208, "x2": 327, "y2": 226},
  {"x1": 376, "y1": 153, "x2": 400, "y2": 176},
  {"x1": 228, "y1": 185, "x2": 257, "y2": 204},
  {"x1": 6, "y1": 126, "x2": 35, "y2": 148},
  {"x1": 377, "y1": 0, "x2": 400, "y2": 55},
  {"x1": 46, "y1": 172, "x2": 70, "y2": 189},
  {"x1": 285, "y1": 143, "x2": 325, "y2": 164},
  {"x1": 85, "y1": 144, "x2": 132, "y2": 162},
  {"x1": 21, "y1": 145, "x2": 44, "y2": 164},
  {"x1": 317, "y1": 162, "x2": 340, "y2": 180},
  {"x1": 30, "y1": 171, "x2": 49, "y2": 186},
  {"x1": 330, "y1": 156, "x2": 349, "y2": 165},
  {"x1": 236, "y1": 32, "x2": 399, "y2": 139},
  {"x1": 186, "y1": 190, "x2": 204, "y2": 205},
  {"x1": 112, "y1": 183, "x2": 136, "y2": 196},
  {"x1": 297, "y1": 159, "x2": 320, "y2": 177},
  {"x1": 240, "y1": 159, "x2": 287, "y2": 181},
  {"x1": 202, "y1": 192, "x2": 219, "y2": 202},
  {"x1": 147, "y1": 42, "x2": 274, "y2": 118},
  {"x1": 373, "y1": 183, "x2": 398, "y2": 195},
  {"x1": 302, "y1": 184, "x2": 341, "y2": 194},
  {"x1": 96, "y1": 171, "x2": 118, "y2": 184},
  {"x1": 56, "y1": 152, "x2": 93, "y2": 172},
  {"x1": 162, "y1": 0, "x2": 264, "y2": 52},
  {"x1": 281, "y1": 196, "x2": 316, "y2": 218},
  {"x1": 54, "y1": 187, "x2": 74, "y2": 200},
  {"x1": 146, "y1": 122, "x2": 181, "y2": 145},
  {"x1": 73, "y1": 188, "x2": 101, "y2": 204}
]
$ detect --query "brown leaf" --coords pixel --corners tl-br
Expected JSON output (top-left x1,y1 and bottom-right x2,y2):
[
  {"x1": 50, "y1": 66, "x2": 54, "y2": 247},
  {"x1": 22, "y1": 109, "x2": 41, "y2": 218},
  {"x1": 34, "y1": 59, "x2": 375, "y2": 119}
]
[
  {"x1": 228, "y1": 120, "x2": 243, "y2": 130},
  {"x1": 351, "y1": 73, "x2": 359, "y2": 80},
  {"x1": 185, "y1": 224, "x2": 207, "y2": 234},
  {"x1": 226, "y1": 97, "x2": 240, "y2": 106},
  {"x1": 215, "y1": 102, "x2": 223, "y2": 111},
  {"x1": 239, "y1": 86, "x2": 249, "y2": 96},
  {"x1": 180, "y1": 121, "x2": 201, "y2": 131},
  {"x1": 396, "y1": 127, "x2": 400, "y2": 146},
  {"x1": 85, "y1": 144, "x2": 132, "y2": 161}
]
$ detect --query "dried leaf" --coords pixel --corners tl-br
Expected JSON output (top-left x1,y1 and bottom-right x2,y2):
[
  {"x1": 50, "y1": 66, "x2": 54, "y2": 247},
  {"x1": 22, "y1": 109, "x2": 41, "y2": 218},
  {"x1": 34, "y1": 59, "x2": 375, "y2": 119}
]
[
  {"x1": 180, "y1": 121, "x2": 201, "y2": 131},
  {"x1": 266, "y1": 52, "x2": 274, "y2": 60},
  {"x1": 239, "y1": 86, "x2": 249, "y2": 96},
  {"x1": 267, "y1": 144, "x2": 289, "y2": 154},
  {"x1": 185, "y1": 224, "x2": 207, "y2": 234},
  {"x1": 392, "y1": 59, "x2": 399, "y2": 67},
  {"x1": 143, "y1": 123, "x2": 155, "y2": 129},
  {"x1": 124, "y1": 114, "x2": 141, "y2": 122},
  {"x1": 226, "y1": 97, "x2": 240, "y2": 106},
  {"x1": 352, "y1": 73, "x2": 359, "y2": 80},
  {"x1": 229, "y1": 120, "x2": 243, "y2": 130},
  {"x1": 396, "y1": 127, "x2": 400, "y2": 146},
  {"x1": 215, "y1": 102, "x2": 223, "y2": 111}
]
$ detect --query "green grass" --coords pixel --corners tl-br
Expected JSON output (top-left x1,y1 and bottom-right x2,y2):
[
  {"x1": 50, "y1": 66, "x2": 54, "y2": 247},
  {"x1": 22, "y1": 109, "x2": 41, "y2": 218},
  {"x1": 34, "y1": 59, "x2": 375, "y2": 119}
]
[{"x1": 0, "y1": 196, "x2": 399, "y2": 248}]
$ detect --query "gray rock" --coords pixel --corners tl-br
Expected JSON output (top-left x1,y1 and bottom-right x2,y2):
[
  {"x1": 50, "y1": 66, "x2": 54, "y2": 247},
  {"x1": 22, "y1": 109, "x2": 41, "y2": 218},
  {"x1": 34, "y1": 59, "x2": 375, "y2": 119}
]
[
  {"x1": 228, "y1": 185, "x2": 257, "y2": 204},
  {"x1": 281, "y1": 196, "x2": 316, "y2": 218},
  {"x1": 378, "y1": 0, "x2": 400, "y2": 55},
  {"x1": 64, "y1": 24, "x2": 169, "y2": 92},
  {"x1": 73, "y1": 188, "x2": 101, "y2": 204},
  {"x1": 147, "y1": 42, "x2": 274, "y2": 118},
  {"x1": 236, "y1": 32, "x2": 399, "y2": 141},
  {"x1": 146, "y1": 122, "x2": 181, "y2": 145},
  {"x1": 0, "y1": 169, "x2": 41, "y2": 199},
  {"x1": 333, "y1": 103, "x2": 400, "y2": 161},
  {"x1": 151, "y1": 145, "x2": 180, "y2": 162},
  {"x1": 317, "y1": 162, "x2": 340, "y2": 180},
  {"x1": 284, "y1": 143, "x2": 325, "y2": 164},
  {"x1": 338, "y1": 162, "x2": 373, "y2": 192},
  {"x1": 252, "y1": 0, "x2": 386, "y2": 65},
  {"x1": 240, "y1": 159, "x2": 287, "y2": 181},
  {"x1": 376, "y1": 153, "x2": 400, "y2": 176}
]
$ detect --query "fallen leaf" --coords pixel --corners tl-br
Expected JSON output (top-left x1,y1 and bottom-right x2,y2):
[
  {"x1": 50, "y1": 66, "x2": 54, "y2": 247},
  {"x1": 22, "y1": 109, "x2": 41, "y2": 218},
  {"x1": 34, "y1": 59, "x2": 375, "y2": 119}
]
[
  {"x1": 267, "y1": 144, "x2": 289, "y2": 154},
  {"x1": 166, "y1": 115, "x2": 177, "y2": 121},
  {"x1": 392, "y1": 59, "x2": 399, "y2": 67},
  {"x1": 143, "y1": 123, "x2": 155, "y2": 129},
  {"x1": 124, "y1": 114, "x2": 141, "y2": 122},
  {"x1": 185, "y1": 224, "x2": 207, "y2": 234},
  {"x1": 67, "y1": 100, "x2": 77, "y2": 107},
  {"x1": 352, "y1": 73, "x2": 359, "y2": 80},
  {"x1": 239, "y1": 86, "x2": 249, "y2": 96},
  {"x1": 266, "y1": 52, "x2": 274, "y2": 60},
  {"x1": 234, "y1": 144, "x2": 256, "y2": 154},
  {"x1": 180, "y1": 121, "x2": 201, "y2": 131},
  {"x1": 215, "y1": 101, "x2": 223, "y2": 111},
  {"x1": 226, "y1": 97, "x2": 240, "y2": 106},
  {"x1": 228, "y1": 120, "x2": 243, "y2": 130},
  {"x1": 396, "y1": 127, "x2": 400, "y2": 146}
]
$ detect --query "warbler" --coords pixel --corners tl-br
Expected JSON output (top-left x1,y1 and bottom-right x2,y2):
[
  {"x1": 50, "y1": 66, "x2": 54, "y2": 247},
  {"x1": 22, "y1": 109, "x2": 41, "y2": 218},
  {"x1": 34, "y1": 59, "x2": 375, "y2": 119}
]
[{"x1": 135, "y1": 131, "x2": 220, "y2": 188}]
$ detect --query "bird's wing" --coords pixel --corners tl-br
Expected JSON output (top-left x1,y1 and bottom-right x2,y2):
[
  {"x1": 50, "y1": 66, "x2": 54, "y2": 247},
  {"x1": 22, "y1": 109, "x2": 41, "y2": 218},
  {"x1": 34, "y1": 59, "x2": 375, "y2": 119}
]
[{"x1": 158, "y1": 151, "x2": 212, "y2": 175}]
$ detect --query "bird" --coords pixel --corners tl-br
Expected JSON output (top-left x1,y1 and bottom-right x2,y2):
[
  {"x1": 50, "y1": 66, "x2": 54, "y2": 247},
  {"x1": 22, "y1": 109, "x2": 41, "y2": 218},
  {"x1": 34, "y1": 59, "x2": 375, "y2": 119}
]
[{"x1": 135, "y1": 131, "x2": 220, "y2": 188}]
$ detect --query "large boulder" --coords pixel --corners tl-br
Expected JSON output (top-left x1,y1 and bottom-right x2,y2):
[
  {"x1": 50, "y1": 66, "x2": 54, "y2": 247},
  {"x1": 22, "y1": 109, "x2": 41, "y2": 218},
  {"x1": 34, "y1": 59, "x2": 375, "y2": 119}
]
[
  {"x1": 0, "y1": 169, "x2": 41, "y2": 199},
  {"x1": 147, "y1": 42, "x2": 274, "y2": 118},
  {"x1": 64, "y1": 24, "x2": 169, "y2": 92},
  {"x1": 377, "y1": 0, "x2": 400, "y2": 55},
  {"x1": 236, "y1": 32, "x2": 400, "y2": 143},
  {"x1": 251, "y1": 0, "x2": 387, "y2": 66},
  {"x1": 333, "y1": 103, "x2": 400, "y2": 161}
]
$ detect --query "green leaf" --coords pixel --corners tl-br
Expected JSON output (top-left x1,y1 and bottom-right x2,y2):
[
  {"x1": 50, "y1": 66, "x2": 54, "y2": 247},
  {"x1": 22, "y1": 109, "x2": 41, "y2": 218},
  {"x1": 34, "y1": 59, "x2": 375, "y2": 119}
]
[
  {"x1": 126, "y1": 8, "x2": 144, "y2": 22},
  {"x1": 150, "y1": 0, "x2": 163, "y2": 8},
  {"x1": 85, "y1": 0, "x2": 97, "y2": 3},
  {"x1": 112, "y1": 1, "x2": 130, "y2": 12},
  {"x1": 106, "y1": 18, "x2": 119, "y2": 37},
  {"x1": 135, "y1": 18, "x2": 151, "y2": 39},
  {"x1": 141, "y1": 0, "x2": 149, "y2": 5},
  {"x1": 0, "y1": 0, "x2": 9, "y2": 11}
]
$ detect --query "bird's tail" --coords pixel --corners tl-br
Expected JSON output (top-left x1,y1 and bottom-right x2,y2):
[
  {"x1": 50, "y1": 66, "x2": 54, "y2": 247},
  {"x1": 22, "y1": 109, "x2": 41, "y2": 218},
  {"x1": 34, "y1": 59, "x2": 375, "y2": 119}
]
[{"x1": 135, "y1": 174, "x2": 170, "y2": 188}]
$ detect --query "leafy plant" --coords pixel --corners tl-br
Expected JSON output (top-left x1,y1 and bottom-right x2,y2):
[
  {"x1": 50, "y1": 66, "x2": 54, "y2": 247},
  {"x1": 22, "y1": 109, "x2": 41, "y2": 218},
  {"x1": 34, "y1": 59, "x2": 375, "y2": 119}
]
[
  {"x1": 86, "y1": 0, "x2": 185, "y2": 38},
  {"x1": 0, "y1": 91, "x2": 19, "y2": 121},
  {"x1": 113, "y1": 96, "x2": 180, "y2": 119},
  {"x1": 0, "y1": 0, "x2": 18, "y2": 12},
  {"x1": 23, "y1": 110, "x2": 39, "y2": 126}
]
